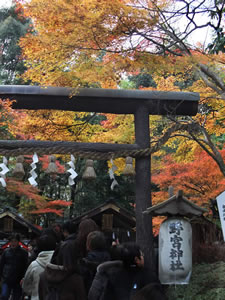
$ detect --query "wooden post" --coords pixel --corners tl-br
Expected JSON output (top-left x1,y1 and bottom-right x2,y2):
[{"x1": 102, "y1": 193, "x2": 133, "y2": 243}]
[{"x1": 134, "y1": 105, "x2": 154, "y2": 269}]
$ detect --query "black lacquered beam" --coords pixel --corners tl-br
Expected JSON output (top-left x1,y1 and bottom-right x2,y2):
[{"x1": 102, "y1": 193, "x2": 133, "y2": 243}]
[{"x1": 0, "y1": 85, "x2": 199, "y2": 116}]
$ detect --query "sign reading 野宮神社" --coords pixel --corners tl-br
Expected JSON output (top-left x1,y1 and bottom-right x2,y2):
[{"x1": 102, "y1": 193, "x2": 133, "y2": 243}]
[
  {"x1": 159, "y1": 217, "x2": 192, "y2": 284},
  {"x1": 216, "y1": 191, "x2": 225, "y2": 241}
]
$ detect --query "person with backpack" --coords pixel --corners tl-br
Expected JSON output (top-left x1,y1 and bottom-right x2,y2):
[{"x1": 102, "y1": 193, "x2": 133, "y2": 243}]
[
  {"x1": 88, "y1": 242, "x2": 159, "y2": 300},
  {"x1": 22, "y1": 235, "x2": 56, "y2": 300},
  {"x1": 38, "y1": 238, "x2": 86, "y2": 300}
]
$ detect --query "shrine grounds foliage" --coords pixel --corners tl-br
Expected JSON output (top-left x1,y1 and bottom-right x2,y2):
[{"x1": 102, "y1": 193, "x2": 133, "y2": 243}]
[
  {"x1": 166, "y1": 261, "x2": 225, "y2": 300},
  {"x1": 166, "y1": 221, "x2": 225, "y2": 299}
]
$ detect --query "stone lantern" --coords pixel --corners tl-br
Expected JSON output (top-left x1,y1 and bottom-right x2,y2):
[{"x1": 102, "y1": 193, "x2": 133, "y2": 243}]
[{"x1": 144, "y1": 189, "x2": 207, "y2": 285}]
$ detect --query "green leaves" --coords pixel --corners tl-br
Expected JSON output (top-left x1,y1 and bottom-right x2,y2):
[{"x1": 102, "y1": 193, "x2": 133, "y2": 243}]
[
  {"x1": 0, "y1": 4, "x2": 30, "y2": 84},
  {"x1": 208, "y1": 29, "x2": 225, "y2": 54}
]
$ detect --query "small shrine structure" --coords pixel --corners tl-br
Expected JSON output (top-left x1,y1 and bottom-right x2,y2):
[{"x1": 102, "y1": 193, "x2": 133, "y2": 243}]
[
  {"x1": 73, "y1": 198, "x2": 136, "y2": 245},
  {"x1": 144, "y1": 189, "x2": 207, "y2": 218},
  {"x1": 0, "y1": 208, "x2": 41, "y2": 240},
  {"x1": 144, "y1": 189, "x2": 207, "y2": 284}
]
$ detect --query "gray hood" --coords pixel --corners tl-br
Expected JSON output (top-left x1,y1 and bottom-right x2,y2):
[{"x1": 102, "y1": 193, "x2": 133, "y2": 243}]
[{"x1": 36, "y1": 250, "x2": 54, "y2": 269}]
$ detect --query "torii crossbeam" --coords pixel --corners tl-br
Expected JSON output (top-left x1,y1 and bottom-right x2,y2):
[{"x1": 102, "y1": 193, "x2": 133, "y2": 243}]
[{"x1": 0, "y1": 85, "x2": 199, "y2": 269}]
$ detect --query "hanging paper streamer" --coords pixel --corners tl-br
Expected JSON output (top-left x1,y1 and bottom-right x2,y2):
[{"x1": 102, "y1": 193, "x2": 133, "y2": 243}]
[
  {"x1": 0, "y1": 157, "x2": 9, "y2": 187},
  {"x1": 67, "y1": 155, "x2": 78, "y2": 186},
  {"x1": 28, "y1": 153, "x2": 39, "y2": 187},
  {"x1": 109, "y1": 159, "x2": 119, "y2": 190}
]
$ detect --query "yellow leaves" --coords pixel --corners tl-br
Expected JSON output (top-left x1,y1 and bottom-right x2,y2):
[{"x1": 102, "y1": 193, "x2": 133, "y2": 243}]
[
  {"x1": 16, "y1": 0, "x2": 225, "y2": 180},
  {"x1": 108, "y1": 157, "x2": 124, "y2": 175},
  {"x1": 153, "y1": 76, "x2": 180, "y2": 92},
  {"x1": 91, "y1": 114, "x2": 135, "y2": 144},
  {"x1": 19, "y1": 0, "x2": 166, "y2": 87},
  {"x1": 173, "y1": 138, "x2": 199, "y2": 162},
  {"x1": 134, "y1": 54, "x2": 193, "y2": 80},
  {"x1": 14, "y1": 110, "x2": 103, "y2": 142},
  {"x1": 187, "y1": 78, "x2": 225, "y2": 137}
]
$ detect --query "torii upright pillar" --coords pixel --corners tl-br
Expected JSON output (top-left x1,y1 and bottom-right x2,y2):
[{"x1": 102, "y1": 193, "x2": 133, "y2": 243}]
[{"x1": 135, "y1": 105, "x2": 153, "y2": 268}]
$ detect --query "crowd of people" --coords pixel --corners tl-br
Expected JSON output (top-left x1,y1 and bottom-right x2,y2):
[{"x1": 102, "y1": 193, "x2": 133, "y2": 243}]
[{"x1": 0, "y1": 219, "x2": 168, "y2": 300}]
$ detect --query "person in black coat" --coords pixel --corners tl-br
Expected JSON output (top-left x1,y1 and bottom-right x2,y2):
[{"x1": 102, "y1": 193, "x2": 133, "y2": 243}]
[
  {"x1": 80, "y1": 230, "x2": 111, "y2": 293},
  {"x1": 88, "y1": 242, "x2": 159, "y2": 300},
  {"x1": 51, "y1": 220, "x2": 77, "y2": 266},
  {"x1": 0, "y1": 233, "x2": 28, "y2": 300}
]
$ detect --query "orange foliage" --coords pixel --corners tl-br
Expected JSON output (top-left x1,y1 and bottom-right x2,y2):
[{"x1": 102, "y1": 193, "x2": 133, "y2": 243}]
[
  {"x1": 0, "y1": 98, "x2": 24, "y2": 138},
  {"x1": 18, "y1": 0, "x2": 167, "y2": 86},
  {"x1": 12, "y1": 110, "x2": 102, "y2": 143},
  {"x1": 39, "y1": 155, "x2": 65, "y2": 174},
  {"x1": 7, "y1": 178, "x2": 44, "y2": 208},
  {"x1": 6, "y1": 178, "x2": 71, "y2": 217},
  {"x1": 152, "y1": 216, "x2": 166, "y2": 236},
  {"x1": 150, "y1": 149, "x2": 225, "y2": 234},
  {"x1": 152, "y1": 150, "x2": 225, "y2": 211}
]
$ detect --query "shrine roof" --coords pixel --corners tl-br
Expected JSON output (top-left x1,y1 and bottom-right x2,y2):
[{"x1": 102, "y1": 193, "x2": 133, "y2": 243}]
[
  {"x1": 72, "y1": 198, "x2": 136, "y2": 231},
  {"x1": 0, "y1": 208, "x2": 41, "y2": 235},
  {"x1": 144, "y1": 190, "x2": 207, "y2": 217}
]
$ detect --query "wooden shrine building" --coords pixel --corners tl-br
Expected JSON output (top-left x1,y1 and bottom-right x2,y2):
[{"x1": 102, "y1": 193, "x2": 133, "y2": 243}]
[
  {"x1": 0, "y1": 208, "x2": 41, "y2": 240},
  {"x1": 73, "y1": 198, "x2": 136, "y2": 245}
]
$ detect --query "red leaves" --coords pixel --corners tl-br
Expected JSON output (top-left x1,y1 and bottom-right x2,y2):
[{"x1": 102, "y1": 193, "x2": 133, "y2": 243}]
[
  {"x1": 7, "y1": 178, "x2": 71, "y2": 217},
  {"x1": 152, "y1": 151, "x2": 225, "y2": 210}
]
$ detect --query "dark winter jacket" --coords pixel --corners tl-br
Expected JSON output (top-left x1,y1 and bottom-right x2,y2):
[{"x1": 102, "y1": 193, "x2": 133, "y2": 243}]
[
  {"x1": 86, "y1": 250, "x2": 111, "y2": 264},
  {"x1": 88, "y1": 260, "x2": 158, "y2": 300},
  {"x1": 80, "y1": 250, "x2": 111, "y2": 293},
  {"x1": 38, "y1": 263, "x2": 86, "y2": 300},
  {"x1": 51, "y1": 233, "x2": 77, "y2": 267},
  {"x1": 0, "y1": 246, "x2": 28, "y2": 284}
]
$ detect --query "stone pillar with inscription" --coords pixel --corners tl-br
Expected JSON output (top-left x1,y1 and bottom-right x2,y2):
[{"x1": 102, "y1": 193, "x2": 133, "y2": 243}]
[
  {"x1": 159, "y1": 217, "x2": 192, "y2": 284},
  {"x1": 144, "y1": 189, "x2": 207, "y2": 285}
]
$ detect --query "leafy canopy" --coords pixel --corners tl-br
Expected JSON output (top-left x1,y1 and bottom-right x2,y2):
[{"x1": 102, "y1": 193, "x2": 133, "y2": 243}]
[{"x1": 19, "y1": 0, "x2": 166, "y2": 87}]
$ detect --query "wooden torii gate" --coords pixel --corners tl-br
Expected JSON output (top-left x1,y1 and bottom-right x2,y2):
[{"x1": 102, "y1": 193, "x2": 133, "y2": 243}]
[{"x1": 0, "y1": 85, "x2": 199, "y2": 268}]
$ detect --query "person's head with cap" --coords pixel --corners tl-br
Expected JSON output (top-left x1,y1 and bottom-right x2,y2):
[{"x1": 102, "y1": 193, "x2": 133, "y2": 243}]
[{"x1": 9, "y1": 233, "x2": 20, "y2": 249}]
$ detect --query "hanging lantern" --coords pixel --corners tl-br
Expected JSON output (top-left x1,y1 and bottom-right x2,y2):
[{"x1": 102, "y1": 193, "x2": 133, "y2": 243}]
[
  {"x1": 123, "y1": 156, "x2": 135, "y2": 176},
  {"x1": 82, "y1": 159, "x2": 96, "y2": 180},
  {"x1": 12, "y1": 155, "x2": 25, "y2": 179},
  {"x1": 45, "y1": 155, "x2": 58, "y2": 175}
]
